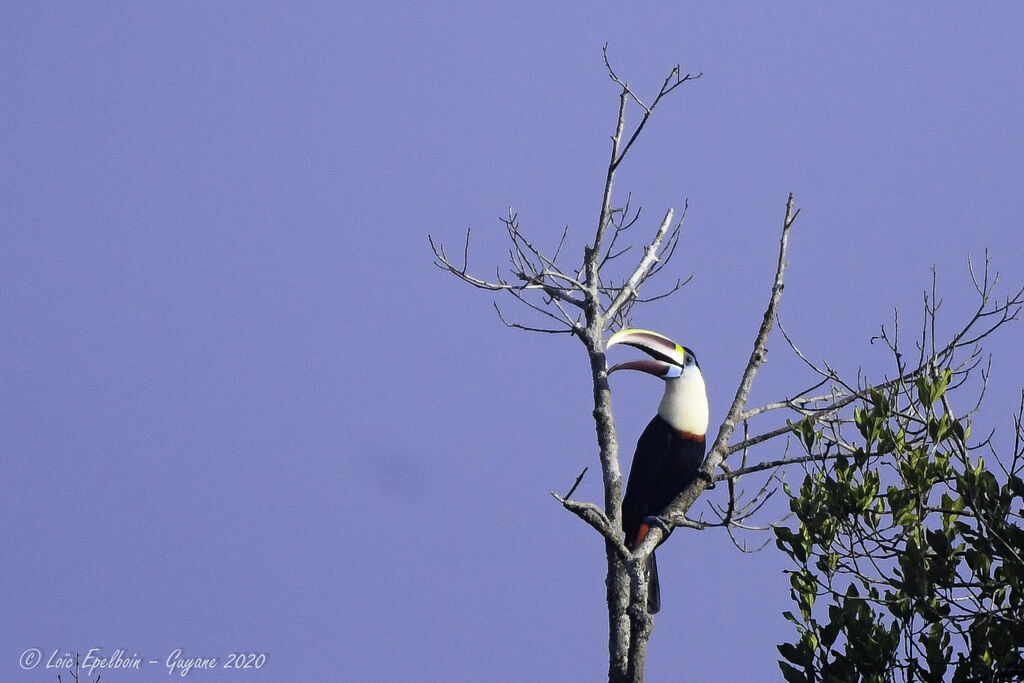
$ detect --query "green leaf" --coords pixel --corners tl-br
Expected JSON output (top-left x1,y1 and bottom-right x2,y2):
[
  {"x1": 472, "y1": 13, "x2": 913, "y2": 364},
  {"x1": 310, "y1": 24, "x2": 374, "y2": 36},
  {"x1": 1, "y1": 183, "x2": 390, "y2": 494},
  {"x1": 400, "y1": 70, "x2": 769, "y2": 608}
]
[
  {"x1": 926, "y1": 527, "x2": 953, "y2": 556},
  {"x1": 916, "y1": 375, "x2": 935, "y2": 407},
  {"x1": 1008, "y1": 475, "x2": 1024, "y2": 499},
  {"x1": 779, "y1": 661, "x2": 810, "y2": 683},
  {"x1": 820, "y1": 618, "x2": 841, "y2": 650},
  {"x1": 778, "y1": 642, "x2": 806, "y2": 666},
  {"x1": 776, "y1": 526, "x2": 807, "y2": 563},
  {"x1": 791, "y1": 570, "x2": 817, "y2": 619},
  {"x1": 790, "y1": 416, "x2": 817, "y2": 451},
  {"x1": 870, "y1": 388, "x2": 889, "y2": 414},
  {"x1": 928, "y1": 415, "x2": 950, "y2": 442},
  {"x1": 965, "y1": 549, "x2": 992, "y2": 577},
  {"x1": 950, "y1": 419, "x2": 966, "y2": 443}
]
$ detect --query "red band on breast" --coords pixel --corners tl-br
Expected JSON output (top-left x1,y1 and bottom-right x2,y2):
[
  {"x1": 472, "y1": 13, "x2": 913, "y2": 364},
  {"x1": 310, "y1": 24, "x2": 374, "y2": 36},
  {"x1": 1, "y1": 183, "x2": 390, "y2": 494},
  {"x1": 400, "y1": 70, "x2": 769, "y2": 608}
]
[{"x1": 634, "y1": 522, "x2": 650, "y2": 547}]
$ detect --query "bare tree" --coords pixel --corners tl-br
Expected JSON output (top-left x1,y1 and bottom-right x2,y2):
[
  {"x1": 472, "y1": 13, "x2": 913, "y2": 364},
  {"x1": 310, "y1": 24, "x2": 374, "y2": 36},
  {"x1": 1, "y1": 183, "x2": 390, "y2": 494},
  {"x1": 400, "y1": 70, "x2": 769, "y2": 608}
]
[
  {"x1": 430, "y1": 51, "x2": 1022, "y2": 682},
  {"x1": 431, "y1": 48, "x2": 709, "y2": 681}
]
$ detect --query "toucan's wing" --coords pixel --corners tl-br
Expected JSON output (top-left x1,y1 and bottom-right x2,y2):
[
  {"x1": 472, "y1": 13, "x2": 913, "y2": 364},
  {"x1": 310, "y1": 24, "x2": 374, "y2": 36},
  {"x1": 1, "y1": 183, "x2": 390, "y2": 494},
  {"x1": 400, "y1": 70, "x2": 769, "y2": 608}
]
[{"x1": 622, "y1": 414, "x2": 674, "y2": 547}]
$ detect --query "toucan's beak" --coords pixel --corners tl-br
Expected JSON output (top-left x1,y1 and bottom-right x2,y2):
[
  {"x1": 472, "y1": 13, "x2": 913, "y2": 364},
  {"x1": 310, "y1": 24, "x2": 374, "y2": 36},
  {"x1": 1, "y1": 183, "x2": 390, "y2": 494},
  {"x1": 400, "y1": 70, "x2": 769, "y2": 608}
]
[
  {"x1": 607, "y1": 328, "x2": 687, "y2": 365},
  {"x1": 607, "y1": 358, "x2": 682, "y2": 378},
  {"x1": 607, "y1": 328, "x2": 688, "y2": 379}
]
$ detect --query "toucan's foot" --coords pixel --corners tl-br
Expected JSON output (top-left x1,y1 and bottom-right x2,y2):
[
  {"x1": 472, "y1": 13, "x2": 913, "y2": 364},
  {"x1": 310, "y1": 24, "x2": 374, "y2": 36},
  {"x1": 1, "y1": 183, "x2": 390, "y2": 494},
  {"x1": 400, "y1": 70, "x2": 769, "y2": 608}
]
[{"x1": 643, "y1": 515, "x2": 672, "y2": 537}]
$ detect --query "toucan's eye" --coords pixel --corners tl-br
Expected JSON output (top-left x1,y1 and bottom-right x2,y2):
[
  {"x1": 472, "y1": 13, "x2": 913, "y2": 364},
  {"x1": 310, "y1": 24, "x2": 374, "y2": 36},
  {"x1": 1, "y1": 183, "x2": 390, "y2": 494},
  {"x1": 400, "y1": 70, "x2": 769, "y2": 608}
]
[{"x1": 685, "y1": 355, "x2": 694, "y2": 366}]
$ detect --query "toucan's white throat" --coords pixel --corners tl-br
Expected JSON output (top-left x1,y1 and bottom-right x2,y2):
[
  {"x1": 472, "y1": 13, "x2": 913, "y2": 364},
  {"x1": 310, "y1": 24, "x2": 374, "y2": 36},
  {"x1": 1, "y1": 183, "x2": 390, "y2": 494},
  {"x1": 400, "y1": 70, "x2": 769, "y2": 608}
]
[{"x1": 658, "y1": 367, "x2": 709, "y2": 436}]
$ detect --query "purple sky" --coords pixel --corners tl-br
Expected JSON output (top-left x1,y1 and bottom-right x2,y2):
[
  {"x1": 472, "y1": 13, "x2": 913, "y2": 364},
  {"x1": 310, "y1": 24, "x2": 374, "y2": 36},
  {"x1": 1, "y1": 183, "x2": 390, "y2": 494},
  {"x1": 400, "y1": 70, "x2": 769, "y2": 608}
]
[{"x1": 3, "y1": 4, "x2": 1023, "y2": 682}]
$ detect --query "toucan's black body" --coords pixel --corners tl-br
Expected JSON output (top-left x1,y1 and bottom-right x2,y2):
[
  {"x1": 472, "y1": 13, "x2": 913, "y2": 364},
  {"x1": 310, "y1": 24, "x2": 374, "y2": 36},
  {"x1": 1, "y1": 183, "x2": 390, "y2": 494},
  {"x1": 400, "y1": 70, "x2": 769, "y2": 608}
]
[{"x1": 622, "y1": 414, "x2": 706, "y2": 614}]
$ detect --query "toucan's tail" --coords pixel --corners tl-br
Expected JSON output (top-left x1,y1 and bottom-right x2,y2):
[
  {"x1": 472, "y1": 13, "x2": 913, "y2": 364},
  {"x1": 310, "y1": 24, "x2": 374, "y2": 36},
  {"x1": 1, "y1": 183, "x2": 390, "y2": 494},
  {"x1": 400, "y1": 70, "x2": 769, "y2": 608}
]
[{"x1": 647, "y1": 551, "x2": 661, "y2": 614}]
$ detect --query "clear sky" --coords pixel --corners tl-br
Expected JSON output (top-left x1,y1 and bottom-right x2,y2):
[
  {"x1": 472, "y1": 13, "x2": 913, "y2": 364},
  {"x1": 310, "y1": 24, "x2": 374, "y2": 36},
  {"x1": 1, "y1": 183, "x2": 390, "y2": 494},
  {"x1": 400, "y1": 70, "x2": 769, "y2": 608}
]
[{"x1": 3, "y1": 3, "x2": 1023, "y2": 682}]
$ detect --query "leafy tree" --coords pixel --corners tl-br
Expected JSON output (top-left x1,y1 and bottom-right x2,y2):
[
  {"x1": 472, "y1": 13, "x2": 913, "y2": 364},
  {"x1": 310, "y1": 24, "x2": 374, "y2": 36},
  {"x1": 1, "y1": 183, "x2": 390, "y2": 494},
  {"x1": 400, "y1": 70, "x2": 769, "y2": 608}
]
[{"x1": 775, "y1": 269, "x2": 1024, "y2": 683}]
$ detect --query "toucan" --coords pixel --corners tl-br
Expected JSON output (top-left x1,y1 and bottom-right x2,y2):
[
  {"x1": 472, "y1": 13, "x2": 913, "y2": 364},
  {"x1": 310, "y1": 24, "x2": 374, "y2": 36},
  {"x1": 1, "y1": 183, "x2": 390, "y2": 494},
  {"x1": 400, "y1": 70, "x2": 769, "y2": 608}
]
[{"x1": 607, "y1": 328, "x2": 709, "y2": 614}]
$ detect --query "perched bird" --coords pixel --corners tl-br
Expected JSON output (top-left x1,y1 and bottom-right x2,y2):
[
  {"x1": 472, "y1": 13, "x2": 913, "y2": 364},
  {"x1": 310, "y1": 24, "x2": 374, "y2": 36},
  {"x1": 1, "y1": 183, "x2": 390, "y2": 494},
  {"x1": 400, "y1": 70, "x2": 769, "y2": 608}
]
[{"x1": 607, "y1": 328, "x2": 709, "y2": 613}]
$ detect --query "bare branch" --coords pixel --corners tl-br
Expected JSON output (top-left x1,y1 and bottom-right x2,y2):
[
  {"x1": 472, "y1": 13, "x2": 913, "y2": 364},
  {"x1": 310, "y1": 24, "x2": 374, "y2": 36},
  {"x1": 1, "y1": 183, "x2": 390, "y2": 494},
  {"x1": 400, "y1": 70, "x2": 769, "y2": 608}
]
[
  {"x1": 604, "y1": 208, "x2": 679, "y2": 321},
  {"x1": 709, "y1": 195, "x2": 799, "y2": 460},
  {"x1": 564, "y1": 466, "x2": 589, "y2": 499},
  {"x1": 714, "y1": 451, "x2": 843, "y2": 481},
  {"x1": 493, "y1": 302, "x2": 574, "y2": 335},
  {"x1": 728, "y1": 423, "x2": 812, "y2": 455},
  {"x1": 603, "y1": 44, "x2": 702, "y2": 170},
  {"x1": 551, "y1": 490, "x2": 631, "y2": 560},
  {"x1": 739, "y1": 386, "x2": 841, "y2": 420},
  {"x1": 633, "y1": 274, "x2": 694, "y2": 304}
]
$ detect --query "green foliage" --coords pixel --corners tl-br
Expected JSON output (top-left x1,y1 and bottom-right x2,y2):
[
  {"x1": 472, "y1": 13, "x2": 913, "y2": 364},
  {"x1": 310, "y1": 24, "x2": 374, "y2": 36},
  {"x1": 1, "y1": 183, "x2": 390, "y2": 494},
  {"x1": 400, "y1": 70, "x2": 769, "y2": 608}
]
[{"x1": 777, "y1": 370, "x2": 1024, "y2": 683}]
